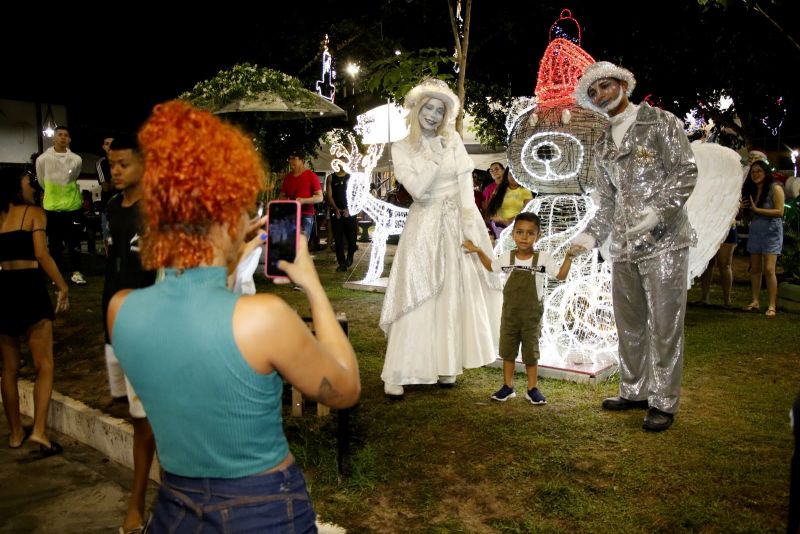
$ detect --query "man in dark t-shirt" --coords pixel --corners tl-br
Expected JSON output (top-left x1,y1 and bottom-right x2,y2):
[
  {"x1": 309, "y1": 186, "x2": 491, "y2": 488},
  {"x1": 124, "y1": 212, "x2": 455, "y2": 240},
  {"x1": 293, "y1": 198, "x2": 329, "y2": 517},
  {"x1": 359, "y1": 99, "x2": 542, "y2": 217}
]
[
  {"x1": 326, "y1": 170, "x2": 358, "y2": 271},
  {"x1": 103, "y1": 135, "x2": 157, "y2": 533}
]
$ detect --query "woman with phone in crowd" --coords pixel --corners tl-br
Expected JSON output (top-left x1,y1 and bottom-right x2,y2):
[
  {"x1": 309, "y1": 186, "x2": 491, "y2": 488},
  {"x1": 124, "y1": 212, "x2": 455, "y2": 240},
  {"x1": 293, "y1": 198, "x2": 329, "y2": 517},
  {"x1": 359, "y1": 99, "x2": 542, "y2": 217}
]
[
  {"x1": 741, "y1": 159, "x2": 785, "y2": 317},
  {"x1": 0, "y1": 167, "x2": 69, "y2": 455},
  {"x1": 380, "y1": 79, "x2": 502, "y2": 399},
  {"x1": 107, "y1": 100, "x2": 360, "y2": 531}
]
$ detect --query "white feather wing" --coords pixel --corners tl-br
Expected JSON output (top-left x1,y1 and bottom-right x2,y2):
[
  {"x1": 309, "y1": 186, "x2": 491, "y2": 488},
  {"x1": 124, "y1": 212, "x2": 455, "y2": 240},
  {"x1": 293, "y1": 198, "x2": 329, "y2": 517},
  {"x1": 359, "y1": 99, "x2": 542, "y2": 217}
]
[{"x1": 685, "y1": 142, "x2": 744, "y2": 285}]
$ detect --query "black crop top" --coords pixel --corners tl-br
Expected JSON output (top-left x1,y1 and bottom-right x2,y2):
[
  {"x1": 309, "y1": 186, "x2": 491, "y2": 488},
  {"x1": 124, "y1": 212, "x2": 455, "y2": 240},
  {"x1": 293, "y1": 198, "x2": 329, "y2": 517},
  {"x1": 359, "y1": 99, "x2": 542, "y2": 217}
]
[{"x1": 0, "y1": 207, "x2": 37, "y2": 262}]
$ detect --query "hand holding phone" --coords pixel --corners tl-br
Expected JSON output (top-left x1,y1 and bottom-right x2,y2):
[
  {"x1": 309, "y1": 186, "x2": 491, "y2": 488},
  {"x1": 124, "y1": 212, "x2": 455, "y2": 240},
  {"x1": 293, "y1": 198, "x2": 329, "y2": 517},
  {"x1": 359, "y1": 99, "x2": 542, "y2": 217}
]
[{"x1": 264, "y1": 200, "x2": 301, "y2": 279}]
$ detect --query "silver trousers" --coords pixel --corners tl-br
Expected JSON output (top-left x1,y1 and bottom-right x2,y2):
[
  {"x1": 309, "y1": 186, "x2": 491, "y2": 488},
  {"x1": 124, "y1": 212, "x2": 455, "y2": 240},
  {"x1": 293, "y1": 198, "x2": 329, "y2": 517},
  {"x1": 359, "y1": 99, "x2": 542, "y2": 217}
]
[{"x1": 611, "y1": 247, "x2": 688, "y2": 414}]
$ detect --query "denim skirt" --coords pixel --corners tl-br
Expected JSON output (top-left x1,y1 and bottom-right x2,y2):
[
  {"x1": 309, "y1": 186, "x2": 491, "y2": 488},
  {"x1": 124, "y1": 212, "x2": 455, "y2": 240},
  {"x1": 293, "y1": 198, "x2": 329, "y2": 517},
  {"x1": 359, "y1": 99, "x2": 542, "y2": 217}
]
[{"x1": 148, "y1": 462, "x2": 317, "y2": 534}]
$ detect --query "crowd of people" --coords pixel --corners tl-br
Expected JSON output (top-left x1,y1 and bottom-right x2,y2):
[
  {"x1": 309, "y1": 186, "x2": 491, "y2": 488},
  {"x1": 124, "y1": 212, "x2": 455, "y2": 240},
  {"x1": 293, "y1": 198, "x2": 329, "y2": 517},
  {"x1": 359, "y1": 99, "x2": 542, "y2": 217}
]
[{"x1": 0, "y1": 66, "x2": 794, "y2": 530}]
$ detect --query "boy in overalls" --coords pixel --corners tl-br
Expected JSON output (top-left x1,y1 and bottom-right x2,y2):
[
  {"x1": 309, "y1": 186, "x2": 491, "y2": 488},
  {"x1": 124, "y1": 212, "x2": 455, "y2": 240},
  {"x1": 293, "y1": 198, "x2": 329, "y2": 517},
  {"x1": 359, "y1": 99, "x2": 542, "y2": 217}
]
[{"x1": 463, "y1": 212, "x2": 574, "y2": 404}]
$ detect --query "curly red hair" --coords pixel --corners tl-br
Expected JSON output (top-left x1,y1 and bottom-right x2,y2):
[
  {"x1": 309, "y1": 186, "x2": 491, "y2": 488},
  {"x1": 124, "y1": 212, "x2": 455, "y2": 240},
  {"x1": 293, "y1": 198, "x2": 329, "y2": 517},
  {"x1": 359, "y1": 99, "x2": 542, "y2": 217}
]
[{"x1": 138, "y1": 100, "x2": 264, "y2": 269}]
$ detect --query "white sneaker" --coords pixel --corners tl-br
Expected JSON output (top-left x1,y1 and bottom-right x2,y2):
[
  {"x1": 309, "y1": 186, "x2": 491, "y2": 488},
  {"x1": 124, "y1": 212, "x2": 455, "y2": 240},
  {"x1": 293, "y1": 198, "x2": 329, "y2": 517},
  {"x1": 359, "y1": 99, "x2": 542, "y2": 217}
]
[
  {"x1": 384, "y1": 383, "x2": 404, "y2": 398},
  {"x1": 70, "y1": 272, "x2": 87, "y2": 285}
]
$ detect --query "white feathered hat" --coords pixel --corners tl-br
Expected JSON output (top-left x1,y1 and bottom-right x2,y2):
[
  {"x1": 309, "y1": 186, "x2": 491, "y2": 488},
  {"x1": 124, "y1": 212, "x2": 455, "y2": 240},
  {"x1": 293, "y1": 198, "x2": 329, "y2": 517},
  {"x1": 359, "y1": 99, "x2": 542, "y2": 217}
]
[
  {"x1": 573, "y1": 61, "x2": 636, "y2": 111},
  {"x1": 403, "y1": 78, "x2": 460, "y2": 117}
]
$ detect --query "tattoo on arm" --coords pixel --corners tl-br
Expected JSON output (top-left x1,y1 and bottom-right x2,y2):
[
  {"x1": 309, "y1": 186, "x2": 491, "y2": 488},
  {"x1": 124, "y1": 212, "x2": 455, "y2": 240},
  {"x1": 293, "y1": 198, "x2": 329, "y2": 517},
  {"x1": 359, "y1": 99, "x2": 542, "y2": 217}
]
[{"x1": 316, "y1": 377, "x2": 344, "y2": 405}]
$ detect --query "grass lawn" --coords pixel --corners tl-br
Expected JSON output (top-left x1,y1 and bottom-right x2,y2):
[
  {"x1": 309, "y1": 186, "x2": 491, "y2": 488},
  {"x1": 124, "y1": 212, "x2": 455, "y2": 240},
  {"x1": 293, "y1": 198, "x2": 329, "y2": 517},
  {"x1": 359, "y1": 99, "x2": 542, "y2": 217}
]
[{"x1": 11, "y1": 244, "x2": 799, "y2": 533}]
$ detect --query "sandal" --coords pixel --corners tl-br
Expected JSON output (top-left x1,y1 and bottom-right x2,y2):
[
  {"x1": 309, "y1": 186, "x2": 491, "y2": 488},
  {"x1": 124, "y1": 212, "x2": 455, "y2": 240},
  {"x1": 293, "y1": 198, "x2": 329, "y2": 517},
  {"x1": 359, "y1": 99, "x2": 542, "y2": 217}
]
[
  {"x1": 741, "y1": 303, "x2": 760, "y2": 312},
  {"x1": 30, "y1": 440, "x2": 63, "y2": 458},
  {"x1": 119, "y1": 513, "x2": 151, "y2": 534},
  {"x1": 765, "y1": 307, "x2": 776, "y2": 317}
]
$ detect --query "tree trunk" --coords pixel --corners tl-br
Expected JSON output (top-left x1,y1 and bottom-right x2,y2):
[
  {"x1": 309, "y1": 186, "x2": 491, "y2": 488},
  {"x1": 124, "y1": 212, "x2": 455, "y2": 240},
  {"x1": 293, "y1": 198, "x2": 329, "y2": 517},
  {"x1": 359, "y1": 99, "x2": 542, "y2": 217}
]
[{"x1": 448, "y1": 0, "x2": 472, "y2": 136}]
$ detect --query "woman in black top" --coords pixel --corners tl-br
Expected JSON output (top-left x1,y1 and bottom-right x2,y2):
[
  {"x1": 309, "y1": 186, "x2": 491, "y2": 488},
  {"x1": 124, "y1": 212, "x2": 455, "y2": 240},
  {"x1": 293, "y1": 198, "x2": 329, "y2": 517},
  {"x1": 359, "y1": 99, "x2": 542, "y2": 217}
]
[{"x1": 0, "y1": 167, "x2": 68, "y2": 454}]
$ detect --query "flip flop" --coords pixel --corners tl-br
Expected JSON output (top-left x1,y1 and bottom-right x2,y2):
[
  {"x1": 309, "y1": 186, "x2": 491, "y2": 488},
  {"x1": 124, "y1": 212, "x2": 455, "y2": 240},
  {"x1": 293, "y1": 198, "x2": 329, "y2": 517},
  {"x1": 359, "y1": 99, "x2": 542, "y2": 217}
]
[
  {"x1": 765, "y1": 307, "x2": 777, "y2": 317},
  {"x1": 741, "y1": 303, "x2": 760, "y2": 312},
  {"x1": 34, "y1": 440, "x2": 63, "y2": 458}
]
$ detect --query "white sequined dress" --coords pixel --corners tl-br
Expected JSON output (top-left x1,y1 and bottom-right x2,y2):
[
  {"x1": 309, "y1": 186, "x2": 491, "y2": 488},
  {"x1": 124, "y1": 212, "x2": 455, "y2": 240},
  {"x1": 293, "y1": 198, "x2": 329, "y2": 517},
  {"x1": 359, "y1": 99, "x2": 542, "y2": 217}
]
[{"x1": 380, "y1": 133, "x2": 502, "y2": 386}]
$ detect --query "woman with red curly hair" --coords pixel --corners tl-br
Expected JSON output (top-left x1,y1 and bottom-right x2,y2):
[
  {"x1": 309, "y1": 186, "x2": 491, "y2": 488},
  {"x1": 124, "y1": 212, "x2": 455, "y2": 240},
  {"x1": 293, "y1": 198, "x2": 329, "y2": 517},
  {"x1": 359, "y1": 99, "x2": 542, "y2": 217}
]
[{"x1": 106, "y1": 100, "x2": 360, "y2": 532}]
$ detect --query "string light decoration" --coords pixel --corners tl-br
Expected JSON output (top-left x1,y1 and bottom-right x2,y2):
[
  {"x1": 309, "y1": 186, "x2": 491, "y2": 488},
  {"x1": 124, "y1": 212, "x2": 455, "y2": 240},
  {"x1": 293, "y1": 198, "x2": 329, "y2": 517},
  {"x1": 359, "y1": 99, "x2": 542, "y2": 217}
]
[
  {"x1": 534, "y1": 11, "x2": 593, "y2": 108},
  {"x1": 506, "y1": 96, "x2": 537, "y2": 135},
  {"x1": 509, "y1": 102, "x2": 606, "y2": 195},
  {"x1": 500, "y1": 9, "x2": 617, "y2": 369},
  {"x1": 330, "y1": 135, "x2": 408, "y2": 283},
  {"x1": 541, "y1": 253, "x2": 618, "y2": 366},
  {"x1": 316, "y1": 34, "x2": 336, "y2": 102}
]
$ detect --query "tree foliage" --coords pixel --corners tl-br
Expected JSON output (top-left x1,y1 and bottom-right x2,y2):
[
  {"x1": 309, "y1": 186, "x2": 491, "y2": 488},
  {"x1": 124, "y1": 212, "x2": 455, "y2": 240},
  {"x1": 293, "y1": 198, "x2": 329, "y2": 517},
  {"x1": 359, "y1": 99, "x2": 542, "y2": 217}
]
[
  {"x1": 180, "y1": 63, "x2": 341, "y2": 172},
  {"x1": 363, "y1": 48, "x2": 455, "y2": 104}
]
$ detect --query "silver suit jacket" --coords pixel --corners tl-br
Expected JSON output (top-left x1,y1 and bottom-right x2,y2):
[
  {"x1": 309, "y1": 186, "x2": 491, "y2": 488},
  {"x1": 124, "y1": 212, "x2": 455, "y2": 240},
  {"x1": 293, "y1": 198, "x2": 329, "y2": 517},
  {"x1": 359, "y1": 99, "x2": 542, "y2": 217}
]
[{"x1": 586, "y1": 102, "x2": 698, "y2": 263}]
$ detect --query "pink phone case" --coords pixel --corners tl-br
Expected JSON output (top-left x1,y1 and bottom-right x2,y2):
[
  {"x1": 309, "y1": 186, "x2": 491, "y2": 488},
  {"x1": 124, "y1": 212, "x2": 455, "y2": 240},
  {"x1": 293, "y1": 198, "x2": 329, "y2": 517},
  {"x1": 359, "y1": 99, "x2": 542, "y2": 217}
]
[{"x1": 264, "y1": 200, "x2": 301, "y2": 279}]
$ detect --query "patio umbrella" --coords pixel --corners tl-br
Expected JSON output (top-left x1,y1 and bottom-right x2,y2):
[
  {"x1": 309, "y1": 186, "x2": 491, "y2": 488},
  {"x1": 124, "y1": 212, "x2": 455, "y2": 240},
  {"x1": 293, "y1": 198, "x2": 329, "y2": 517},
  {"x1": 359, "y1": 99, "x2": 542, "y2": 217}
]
[{"x1": 211, "y1": 90, "x2": 346, "y2": 120}]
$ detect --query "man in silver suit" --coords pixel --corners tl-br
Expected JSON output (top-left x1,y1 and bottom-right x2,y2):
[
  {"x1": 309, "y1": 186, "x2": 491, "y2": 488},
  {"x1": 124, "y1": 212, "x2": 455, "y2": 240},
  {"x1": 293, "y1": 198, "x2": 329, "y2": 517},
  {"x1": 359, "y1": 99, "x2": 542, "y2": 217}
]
[{"x1": 569, "y1": 61, "x2": 697, "y2": 432}]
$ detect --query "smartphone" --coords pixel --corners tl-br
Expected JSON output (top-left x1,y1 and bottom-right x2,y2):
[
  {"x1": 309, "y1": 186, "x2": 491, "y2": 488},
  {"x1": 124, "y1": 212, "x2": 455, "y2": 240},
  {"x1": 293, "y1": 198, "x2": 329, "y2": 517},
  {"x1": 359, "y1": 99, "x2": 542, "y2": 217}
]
[{"x1": 264, "y1": 200, "x2": 301, "y2": 279}]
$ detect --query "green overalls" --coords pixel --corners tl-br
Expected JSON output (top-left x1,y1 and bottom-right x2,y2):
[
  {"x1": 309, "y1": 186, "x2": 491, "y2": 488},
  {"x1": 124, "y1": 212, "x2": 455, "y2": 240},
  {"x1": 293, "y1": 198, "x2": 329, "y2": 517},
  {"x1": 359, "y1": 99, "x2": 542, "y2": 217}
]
[{"x1": 499, "y1": 250, "x2": 543, "y2": 365}]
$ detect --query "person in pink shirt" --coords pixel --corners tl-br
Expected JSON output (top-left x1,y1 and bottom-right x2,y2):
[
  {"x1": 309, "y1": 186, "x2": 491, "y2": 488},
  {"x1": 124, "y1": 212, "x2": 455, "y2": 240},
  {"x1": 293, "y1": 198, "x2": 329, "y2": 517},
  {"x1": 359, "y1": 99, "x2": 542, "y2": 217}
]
[{"x1": 481, "y1": 161, "x2": 505, "y2": 212}]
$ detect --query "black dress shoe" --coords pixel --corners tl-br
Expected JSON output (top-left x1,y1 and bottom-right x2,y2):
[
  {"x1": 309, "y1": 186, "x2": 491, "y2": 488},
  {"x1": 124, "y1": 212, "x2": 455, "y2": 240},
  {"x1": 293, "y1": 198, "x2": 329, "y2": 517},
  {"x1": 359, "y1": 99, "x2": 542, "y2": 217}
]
[
  {"x1": 642, "y1": 408, "x2": 674, "y2": 432},
  {"x1": 336, "y1": 264, "x2": 347, "y2": 272},
  {"x1": 601, "y1": 396, "x2": 649, "y2": 411},
  {"x1": 345, "y1": 256, "x2": 353, "y2": 267}
]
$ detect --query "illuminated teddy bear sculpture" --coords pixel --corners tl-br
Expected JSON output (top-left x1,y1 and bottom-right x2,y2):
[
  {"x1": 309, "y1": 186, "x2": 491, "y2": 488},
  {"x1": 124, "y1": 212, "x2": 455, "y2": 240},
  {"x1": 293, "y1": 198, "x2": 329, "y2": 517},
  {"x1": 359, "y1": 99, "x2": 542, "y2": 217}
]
[
  {"x1": 497, "y1": 12, "x2": 619, "y2": 368},
  {"x1": 498, "y1": 11, "x2": 744, "y2": 369}
]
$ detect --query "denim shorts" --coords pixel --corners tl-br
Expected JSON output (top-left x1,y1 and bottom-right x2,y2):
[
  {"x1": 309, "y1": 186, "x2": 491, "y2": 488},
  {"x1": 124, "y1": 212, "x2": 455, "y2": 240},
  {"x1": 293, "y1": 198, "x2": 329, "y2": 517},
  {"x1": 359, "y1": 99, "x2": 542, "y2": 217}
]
[
  {"x1": 149, "y1": 462, "x2": 317, "y2": 533},
  {"x1": 301, "y1": 215, "x2": 315, "y2": 241}
]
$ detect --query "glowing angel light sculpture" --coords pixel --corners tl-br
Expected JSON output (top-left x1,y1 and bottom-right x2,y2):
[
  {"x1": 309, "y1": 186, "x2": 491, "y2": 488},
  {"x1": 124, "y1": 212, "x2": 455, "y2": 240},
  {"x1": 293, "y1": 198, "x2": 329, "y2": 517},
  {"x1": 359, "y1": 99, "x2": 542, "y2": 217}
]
[{"x1": 330, "y1": 135, "x2": 408, "y2": 283}]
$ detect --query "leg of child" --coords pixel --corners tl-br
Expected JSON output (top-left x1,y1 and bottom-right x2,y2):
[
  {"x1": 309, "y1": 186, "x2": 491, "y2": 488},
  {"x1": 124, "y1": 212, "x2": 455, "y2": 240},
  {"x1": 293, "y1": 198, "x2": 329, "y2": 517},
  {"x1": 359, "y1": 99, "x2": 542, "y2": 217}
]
[
  {"x1": 526, "y1": 364, "x2": 538, "y2": 390},
  {"x1": 503, "y1": 359, "x2": 516, "y2": 388}
]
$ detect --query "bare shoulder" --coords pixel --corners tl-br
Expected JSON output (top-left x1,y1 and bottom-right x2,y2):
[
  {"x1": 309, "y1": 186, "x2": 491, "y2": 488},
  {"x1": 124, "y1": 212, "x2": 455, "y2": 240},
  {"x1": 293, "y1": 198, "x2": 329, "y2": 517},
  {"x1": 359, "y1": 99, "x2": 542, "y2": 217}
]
[
  {"x1": 107, "y1": 289, "x2": 134, "y2": 341},
  {"x1": 26, "y1": 205, "x2": 47, "y2": 229},
  {"x1": 233, "y1": 294, "x2": 301, "y2": 339}
]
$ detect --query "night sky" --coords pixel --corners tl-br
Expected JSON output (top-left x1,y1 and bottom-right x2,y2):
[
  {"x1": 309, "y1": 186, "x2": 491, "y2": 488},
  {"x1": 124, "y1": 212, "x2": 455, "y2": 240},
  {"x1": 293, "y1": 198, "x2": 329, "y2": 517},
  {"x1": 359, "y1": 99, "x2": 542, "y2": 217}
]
[{"x1": 4, "y1": 1, "x2": 799, "y2": 157}]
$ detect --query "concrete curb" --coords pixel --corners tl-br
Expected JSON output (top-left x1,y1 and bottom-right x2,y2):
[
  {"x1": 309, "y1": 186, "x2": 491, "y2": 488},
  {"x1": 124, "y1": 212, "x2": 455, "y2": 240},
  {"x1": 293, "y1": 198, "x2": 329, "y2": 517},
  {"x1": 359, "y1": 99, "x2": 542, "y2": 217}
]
[
  {"x1": 13, "y1": 379, "x2": 161, "y2": 482},
  {"x1": 6, "y1": 380, "x2": 348, "y2": 532}
]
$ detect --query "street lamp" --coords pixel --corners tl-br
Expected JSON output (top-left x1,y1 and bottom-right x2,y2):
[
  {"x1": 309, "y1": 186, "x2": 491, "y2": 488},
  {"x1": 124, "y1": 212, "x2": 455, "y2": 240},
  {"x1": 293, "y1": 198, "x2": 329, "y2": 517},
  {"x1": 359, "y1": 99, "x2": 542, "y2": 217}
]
[
  {"x1": 343, "y1": 62, "x2": 360, "y2": 98},
  {"x1": 42, "y1": 103, "x2": 57, "y2": 138},
  {"x1": 345, "y1": 62, "x2": 360, "y2": 78}
]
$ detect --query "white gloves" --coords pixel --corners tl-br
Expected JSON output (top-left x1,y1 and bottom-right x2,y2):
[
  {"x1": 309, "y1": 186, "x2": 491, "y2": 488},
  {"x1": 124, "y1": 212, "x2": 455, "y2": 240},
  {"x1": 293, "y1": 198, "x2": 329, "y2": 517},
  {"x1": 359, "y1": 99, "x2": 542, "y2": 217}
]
[
  {"x1": 461, "y1": 207, "x2": 477, "y2": 241},
  {"x1": 429, "y1": 136, "x2": 446, "y2": 155},
  {"x1": 568, "y1": 232, "x2": 596, "y2": 256},
  {"x1": 624, "y1": 207, "x2": 659, "y2": 238}
]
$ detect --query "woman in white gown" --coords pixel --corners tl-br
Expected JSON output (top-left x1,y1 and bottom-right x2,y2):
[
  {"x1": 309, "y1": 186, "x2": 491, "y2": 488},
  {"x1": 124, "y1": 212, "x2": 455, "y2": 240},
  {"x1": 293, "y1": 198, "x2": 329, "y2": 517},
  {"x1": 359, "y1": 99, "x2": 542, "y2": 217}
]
[{"x1": 380, "y1": 79, "x2": 502, "y2": 398}]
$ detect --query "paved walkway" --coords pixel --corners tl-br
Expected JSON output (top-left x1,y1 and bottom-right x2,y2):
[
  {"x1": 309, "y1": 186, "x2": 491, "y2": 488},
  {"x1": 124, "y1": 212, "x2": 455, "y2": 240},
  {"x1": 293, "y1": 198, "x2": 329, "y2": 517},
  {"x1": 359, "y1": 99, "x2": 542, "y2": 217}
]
[{"x1": 0, "y1": 413, "x2": 158, "y2": 534}]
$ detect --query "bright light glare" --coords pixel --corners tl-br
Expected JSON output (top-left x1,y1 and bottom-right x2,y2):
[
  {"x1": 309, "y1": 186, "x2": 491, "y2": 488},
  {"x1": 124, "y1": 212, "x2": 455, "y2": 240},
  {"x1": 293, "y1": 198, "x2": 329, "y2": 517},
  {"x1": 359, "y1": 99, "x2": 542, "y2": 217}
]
[{"x1": 345, "y1": 63, "x2": 360, "y2": 77}]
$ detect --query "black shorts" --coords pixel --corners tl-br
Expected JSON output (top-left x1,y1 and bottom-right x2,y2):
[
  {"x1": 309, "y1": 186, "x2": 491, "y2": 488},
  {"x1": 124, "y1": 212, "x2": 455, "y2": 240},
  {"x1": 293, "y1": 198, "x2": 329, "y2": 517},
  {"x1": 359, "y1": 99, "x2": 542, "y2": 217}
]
[
  {"x1": 723, "y1": 226, "x2": 738, "y2": 244},
  {"x1": 0, "y1": 269, "x2": 54, "y2": 336}
]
